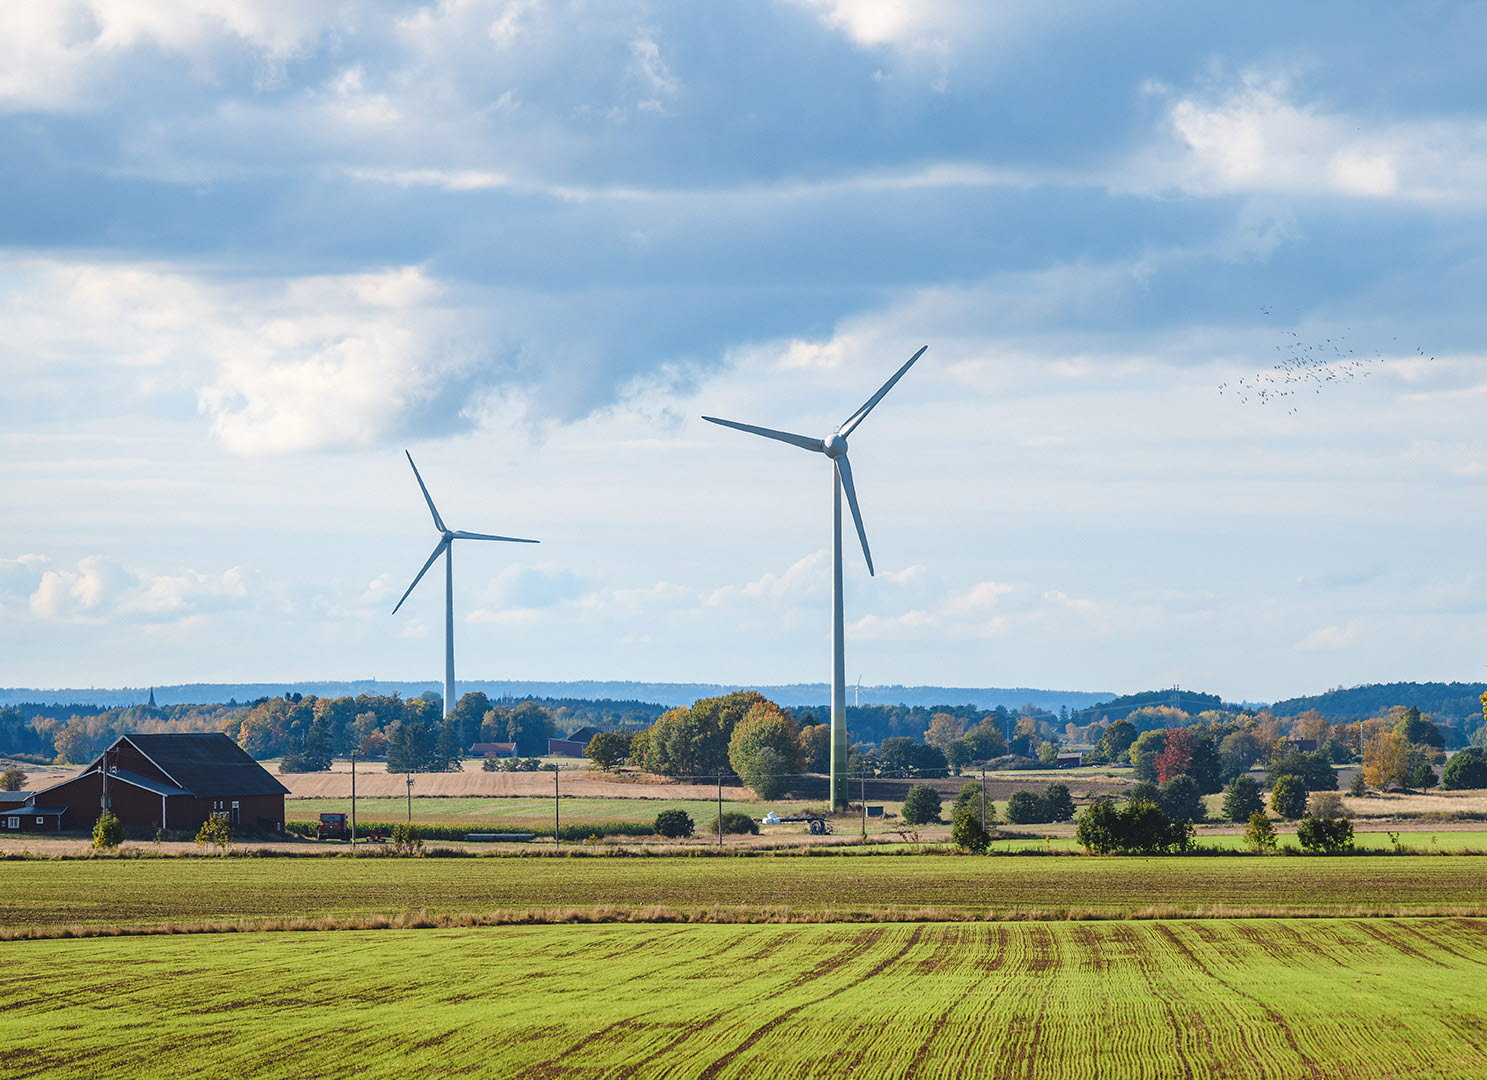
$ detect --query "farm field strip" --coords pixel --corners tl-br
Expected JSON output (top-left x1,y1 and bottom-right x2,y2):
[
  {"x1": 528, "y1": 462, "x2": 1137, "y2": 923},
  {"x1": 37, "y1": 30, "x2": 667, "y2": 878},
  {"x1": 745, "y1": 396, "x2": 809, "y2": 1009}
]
[
  {"x1": 993, "y1": 829, "x2": 1487, "y2": 853},
  {"x1": 3, "y1": 919, "x2": 1487, "y2": 1079},
  {"x1": 286, "y1": 795, "x2": 829, "y2": 827},
  {"x1": 3, "y1": 855, "x2": 1485, "y2": 934}
]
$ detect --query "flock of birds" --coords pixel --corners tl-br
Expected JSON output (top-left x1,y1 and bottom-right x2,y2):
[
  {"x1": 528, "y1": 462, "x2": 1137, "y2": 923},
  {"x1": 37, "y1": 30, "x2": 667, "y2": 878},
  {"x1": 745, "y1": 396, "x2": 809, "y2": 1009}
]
[{"x1": 1218, "y1": 309, "x2": 1435, "y2": 413}]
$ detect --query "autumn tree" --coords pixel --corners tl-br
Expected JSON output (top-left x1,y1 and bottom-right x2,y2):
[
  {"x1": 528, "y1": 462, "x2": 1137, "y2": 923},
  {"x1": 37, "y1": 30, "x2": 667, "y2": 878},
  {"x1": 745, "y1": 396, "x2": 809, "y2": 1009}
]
[
  {"x1": 584, "y1": 731, "x2": 631, "y2": 772},
  {"x1": 729, "y1": 703, "x2": 805, "y2": 800},
  {"x1": 924, "y1": 713, "x2": 967, "y2": 750},
  {"x1": 1363, "y1": 731, "x2": 1411, "y2": 790},
  {"x1": 1390, "y1": 706, "x2": 1444, "y2": 750},
  {"x1": 799, "y1": 724, "x2": 831, "y2": 773}
]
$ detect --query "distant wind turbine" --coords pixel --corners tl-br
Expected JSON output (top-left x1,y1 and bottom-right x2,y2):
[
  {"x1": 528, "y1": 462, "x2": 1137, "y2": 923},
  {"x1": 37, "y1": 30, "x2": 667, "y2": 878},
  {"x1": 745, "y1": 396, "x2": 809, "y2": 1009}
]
[
  {"x1": 391, "y1": 451, "x2": 538, "y2": 718},
  {"x1": 704, "y1": 346, "x2": 926, "y2": 808}
]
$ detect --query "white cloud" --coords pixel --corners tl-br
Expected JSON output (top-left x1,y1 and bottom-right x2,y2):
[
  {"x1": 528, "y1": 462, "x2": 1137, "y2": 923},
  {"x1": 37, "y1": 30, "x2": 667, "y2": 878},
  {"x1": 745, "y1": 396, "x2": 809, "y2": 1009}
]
[
  {"x1": 1295, "y1": 623, "x2": 1359, "y2": 651},
  {"x1": 705, "y1": 552, "x2": 828, "y2": 608},
  {"x1": 23, "y1": 555, "x2": 249, "y2": 623}
]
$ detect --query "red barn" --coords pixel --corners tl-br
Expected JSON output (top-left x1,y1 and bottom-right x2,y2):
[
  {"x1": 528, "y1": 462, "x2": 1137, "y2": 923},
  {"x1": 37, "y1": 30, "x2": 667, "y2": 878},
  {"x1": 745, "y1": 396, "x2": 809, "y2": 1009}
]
[{"x1": 14, "y1": 733, "x2": 288, "y2": 834}]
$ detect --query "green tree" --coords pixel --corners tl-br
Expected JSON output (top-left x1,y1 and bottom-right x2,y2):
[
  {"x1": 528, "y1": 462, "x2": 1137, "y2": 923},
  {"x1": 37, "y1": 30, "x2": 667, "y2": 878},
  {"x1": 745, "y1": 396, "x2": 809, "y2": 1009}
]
[
  {"x1": 1267, "y1": 749, "x2": 1338, "y2": 791},
  {"x1": 195, "y1": 814, "x2": 233, "y2": 855},
  {"x1": 1405, "y1": 750, "x2": 1438, "y2": 792},
  {"x1": 1347, "y1": 771, "x2": 1367, "y2": 797},
  {"x1": 1243, "y1": 811, "x2": 1277, "y2": 853},
  {"x1": 1269, "y1": 774, "x2": 1307, "y2": 820},
  {"x1": 1074, "y1": 799, "x2": 1191, "y2": 854},
  {"x1": 1392, "y1": 706, "x2": 1444, "y2": 749},
  {"x1": 1441, "y1": 747, "x2": 1487, "y2": 790},
  {"x1": 1129, "y1": 730, "x2": 1167, "y2": 782},
  {"x1": 728, "y1": 704, "x2": 805, "y2": 800},
  {"x1": 391, "y1": 822, "x2": 424, "y2": 856},
  {"x1": 951, "y1": 807, "x2": 990, "y2": 853},
  {"x1": 0, "y1": 768, "x2": 27, "y2": 791},
  {"x1": 877, "y1": 738, "x2": 948, "y2": 778},
  {"x1": 502, "y1": 702, "x2": 557, "y2": 758},
  {"x1": 1005, "y1": 789, "x2": 1047, "y2": 825},
  {"x1": 653, "y1": 809, "x2": 694, "y2": 838},
  {"x1": 450, "y1": 691, "x2": 492, "y2": 753},
  {"x1": 1096, "y1": 719, "x2": 1137, "y2": 762},
  {"x1": 953, "y1": 781, "x2": 996, "y2": 827},
  {"x1": 900, "y1": 783, "x2": 943, "y2": 825},
  {"x1": 385, "y1": 719, "x2": 440, "y2": 773},
  {"x1": 1042, "y1": 782, "x2": 1075, "y2": 822},
  {"x1": 1126, "y1": 781, "x2": 1160, "y2": 807},
  {"x1": 92, "y1": 809, "x2": 124, "y2": 850},
  {"x1": 1221, "y1": 776, "x2": 1264, "y2": 823},
  {"x1": 584, "y1": 731, "x2": 631, "y2": 772},
  {"x1": 1157, "y1": 775, "x2": 1204, "y2": 823},
  {"x1": 1218, "y1": 730, "x2": 1261, "y2": 781},
  {"x1": 799, "y1": 723, "x2": 831, "y2": 773},
  {"x1": 1296, "y1": 815, "x2": 1354, "y2": 853},
  {"x1": 959, "y1": 719, "x2": 1009, "y2": 762}
]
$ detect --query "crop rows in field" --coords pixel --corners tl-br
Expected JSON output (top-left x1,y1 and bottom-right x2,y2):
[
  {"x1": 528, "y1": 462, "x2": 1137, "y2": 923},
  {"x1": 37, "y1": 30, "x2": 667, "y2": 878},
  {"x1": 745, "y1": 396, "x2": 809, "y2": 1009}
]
[
  {"x1": 3, "y1": 855, "x2": 1485, "y2": 934},
  {"x1": 4, "y1": 919, "x2": 1487, "y2": 1078}
]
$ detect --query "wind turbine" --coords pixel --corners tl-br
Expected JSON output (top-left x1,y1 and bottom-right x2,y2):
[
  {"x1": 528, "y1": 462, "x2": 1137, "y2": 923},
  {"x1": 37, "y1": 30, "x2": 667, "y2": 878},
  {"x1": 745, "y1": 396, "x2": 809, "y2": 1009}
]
[
  {"x1": 391, "y1": 451, "x2": 538, "y2": 718},
  {"x1": 703, "y1": 346, "x2": 926, "y2": 809}
]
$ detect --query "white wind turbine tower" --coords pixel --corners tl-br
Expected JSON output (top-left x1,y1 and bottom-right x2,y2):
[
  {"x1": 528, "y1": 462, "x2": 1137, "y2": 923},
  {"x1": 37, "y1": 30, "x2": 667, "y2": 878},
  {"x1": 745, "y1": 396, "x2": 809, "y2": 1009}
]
[
  {"x1": 704, "y1": 346, "x2": 926, "y2": 809},
  {"x1": 391, "y1": 451, "x2": 538, "y2": 718}
]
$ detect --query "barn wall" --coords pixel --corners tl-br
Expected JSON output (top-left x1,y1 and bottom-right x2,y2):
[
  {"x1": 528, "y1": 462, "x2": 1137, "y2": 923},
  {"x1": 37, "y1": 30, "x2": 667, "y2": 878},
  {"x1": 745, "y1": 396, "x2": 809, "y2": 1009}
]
[{"x1": 41, "y1": 772, "x2": 166, "y2": 830}]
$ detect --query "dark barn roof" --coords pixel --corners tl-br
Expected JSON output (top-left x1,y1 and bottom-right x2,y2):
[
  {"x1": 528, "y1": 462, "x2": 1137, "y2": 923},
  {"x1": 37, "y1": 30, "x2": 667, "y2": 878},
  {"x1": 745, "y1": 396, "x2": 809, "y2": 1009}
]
[{"x1": 124, "y1": 734, "x2": 290, "y2": 798}]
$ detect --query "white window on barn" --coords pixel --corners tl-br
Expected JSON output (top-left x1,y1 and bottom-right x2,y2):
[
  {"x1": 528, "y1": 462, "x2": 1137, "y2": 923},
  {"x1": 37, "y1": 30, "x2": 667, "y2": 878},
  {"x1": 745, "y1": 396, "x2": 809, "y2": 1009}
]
[
  {"x1": 36, "y1": 817, "x2": 44, "y2": 825},
  {"x1": 5, "y1": 817, "x2": 16, "y2": 828}
]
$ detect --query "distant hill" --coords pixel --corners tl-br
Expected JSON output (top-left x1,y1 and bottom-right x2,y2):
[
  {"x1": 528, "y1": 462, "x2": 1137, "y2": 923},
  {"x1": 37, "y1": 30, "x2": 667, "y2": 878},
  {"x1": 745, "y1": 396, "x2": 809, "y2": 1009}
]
[
  {"x1": 1270, "y1": 682, "x2": 1487, "y2": 727},
  {"x1": 1070, "y1": 688, "x2": 1250, "y2": 725},
  {"x1": 0, "y1": 680, "x2": 1113, "y2": 713}
]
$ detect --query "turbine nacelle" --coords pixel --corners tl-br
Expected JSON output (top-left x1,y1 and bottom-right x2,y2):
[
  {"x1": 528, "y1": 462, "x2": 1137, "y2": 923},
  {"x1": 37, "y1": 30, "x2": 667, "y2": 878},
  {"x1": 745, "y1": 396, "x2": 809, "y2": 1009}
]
[{"x1": 823, "y1": 433, "x2": 848, "y2": 458}]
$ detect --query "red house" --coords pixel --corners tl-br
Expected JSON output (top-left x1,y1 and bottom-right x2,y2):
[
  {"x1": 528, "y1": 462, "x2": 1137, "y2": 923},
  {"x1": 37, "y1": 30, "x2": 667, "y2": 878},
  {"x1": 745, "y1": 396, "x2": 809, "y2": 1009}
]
[
  {"x1": 8, "y1": 733, "x2": 289, "y2": 834},
  {"x1": 548, "y1": 726, "x2": 600, "y2": 757}
]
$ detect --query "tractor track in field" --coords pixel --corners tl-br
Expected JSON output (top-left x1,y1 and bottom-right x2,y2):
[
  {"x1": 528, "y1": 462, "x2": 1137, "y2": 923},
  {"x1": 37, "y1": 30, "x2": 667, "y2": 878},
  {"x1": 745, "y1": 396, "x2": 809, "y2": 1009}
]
[
  {"x1": 692, "y1": 926, "x2": 929, "y2": 1080},
  {"x1": 1154, "y1": 924, "x2": 1323, "y2": 1080}
]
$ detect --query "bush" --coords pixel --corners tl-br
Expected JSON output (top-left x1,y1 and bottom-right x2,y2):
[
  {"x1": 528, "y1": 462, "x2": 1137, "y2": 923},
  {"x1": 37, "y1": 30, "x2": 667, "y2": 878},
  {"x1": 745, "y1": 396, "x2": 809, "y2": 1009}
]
[
  {"x1": 92, "y1": 810, "x2": 124, "y2": 850},
  {"x1": 900, "y1": 784, "x2": 943, "y2": 825},
  {"x1": 1074, "y1": 799, "x2": 1192, "y2": 854},
  {"x1": 195, "y1": 815, "x2": 234, "y2": 855},
  {"x1": 481, "y1": 757, "x2": 499, "y2": 772},
  {"x1": 1296, "y1": 815, "x2": 1354, "y2": 854},
  {"x1": 1347, "y1": 772, "x2": 1367, "y2": 797},
  {"x1": 1269, "y1": 775, "x2": 1307, "y2": 820},
  {"x1": 0, "y1": 768, "x2": 27, "y2": 791},
  {"x1": 1221, "y1": 776, "x2": 1264, "y2": 824},
  {"x1": 1442, "y1": 747, "x2": 1487, "y2": 790},
  {"x1": 654, "y1": 809, "x2": 695, "y2": 838},
  {"x1": 391, "y1": 822, "x2": 423, "y2": 856},
  {"x1": 951, "y1": 807, "x2": 990, "y2": 854},
  {"x1": 1042, "y1": 783, "x2": 1075, "y2": 822},
  {"x1": 708, "y1": 811, "x2": 760, "y2": 836},
  {"x1": 1243, "y1": 811, "x2": 1277, "y2": 854},
  {"x1": 1307, "y1": 791, "x2": 1348, "y2": 819},
  {"x1": 1004, "y1": 789, "x2": 1044, "y2": 825}
]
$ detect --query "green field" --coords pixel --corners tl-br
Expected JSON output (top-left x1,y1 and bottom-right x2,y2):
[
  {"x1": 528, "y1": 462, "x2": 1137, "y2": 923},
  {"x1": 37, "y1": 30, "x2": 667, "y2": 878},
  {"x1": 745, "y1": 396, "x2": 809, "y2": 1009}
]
[
  {"x1": 287, "y1": 795, "x2": 837, "y2": 830},
  {"x1": 4, "y1": 919, "x2": 1486, "y2": 1079},
  {"x1": 4, "y1": 855, "x2": 1485, "y2": 935}
]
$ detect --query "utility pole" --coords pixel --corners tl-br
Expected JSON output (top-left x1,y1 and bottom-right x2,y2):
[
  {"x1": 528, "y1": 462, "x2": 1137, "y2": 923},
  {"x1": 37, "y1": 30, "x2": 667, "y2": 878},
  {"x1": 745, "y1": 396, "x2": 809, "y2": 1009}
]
[
  {"x1": 406, "y1": 774, "x2": 414, "y2": 823},
  {"x1": 717, "y1": 773, "x2": 723, "y2": 847},
  {"x1": 861, "y1": 775, "x2": 867, "y2": 841},
  {"x1": 554, "y1": 767, "x2": 560, "y2": 851},
  {"x1": 980, "y1": 767, "x2": 987, "y2": 832},
  {"x1": 351, "y1": 750, "x2": 358, "y2": 851}
]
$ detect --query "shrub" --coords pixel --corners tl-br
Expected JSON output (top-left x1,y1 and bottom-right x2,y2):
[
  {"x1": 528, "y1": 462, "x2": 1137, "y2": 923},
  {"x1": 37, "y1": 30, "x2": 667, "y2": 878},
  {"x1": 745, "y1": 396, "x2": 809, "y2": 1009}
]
[
  {"x1": 654, "y1": 809, "x2": 695, "y2": 838},
  {"x1": 1243, "y1": 811, "x2": 1277, "y2": 854},
  {"x1": 1296, "y1": 815, "x2": 1354, "y2": 854},
  {"x1": 1269, "y1": 775, "x2": 1307, "y2": 820},
  {"x1": 391, "y1": 822, "x2": 423, "y2": 856},
  {"x1": 1125, "y1": 781, "x2": 1160, "y2": 807},
  {"x1": 951, "y1": 807, "x2": 990, "y2": 854},
  {"x1": 1074, "y1": 799, "x2": 1192, "y2": 854},
  {"x1": 0, "y1": 768, "x2": 27, "y2": 791},
  {"x1": 1442, "y1": 747, "x2": 1487, "y2": 790},
  {"x1": 1347, "y1": 772, "x2": 1367, "y2": 797},
  {"x1": 900, "y1": 784, "x2": 943, "y2": 825},
  {"x1": 92, "y1": 810, "x2": 124, "y2": 850},
  {"x1": 481, "y1": 757, "x2": 499, "y2": 772},
  {"x1": 1004, "y1": 789, "x2": 1045, "y2": 825},
  {"x1": 1042, "y1": 783, "x2": 1076, "y2": 822},
  {"x1": 1307, "y1": 791, "x2": 1348, "y2": 819},
  {"x1": 708, "y1": 811, "x2": 760, "y2": 836},
  {"x1": 195, "y1": 815, "x2": 234, "y2": 855},
  {"x1": 1221, "y1": 776, "x2": 1264, "y2": 823}
]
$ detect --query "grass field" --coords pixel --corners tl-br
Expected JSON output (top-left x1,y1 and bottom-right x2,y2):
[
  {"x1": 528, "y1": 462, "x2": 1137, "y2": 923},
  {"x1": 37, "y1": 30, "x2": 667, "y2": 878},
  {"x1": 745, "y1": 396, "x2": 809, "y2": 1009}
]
[
  {"x1": 287, "y1": 795, "x2": 836, "y2": 829},
  {"x1": 4, "y1": 854, "x2": 1485, "y2": 935},
  {"x1": 4, "y1": 919, "x2": 1486, "y2": 1079}
]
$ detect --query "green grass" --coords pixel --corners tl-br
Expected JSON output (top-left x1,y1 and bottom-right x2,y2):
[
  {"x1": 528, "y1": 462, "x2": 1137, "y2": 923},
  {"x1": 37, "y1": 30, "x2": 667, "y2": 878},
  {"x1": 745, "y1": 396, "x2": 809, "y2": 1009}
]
[
  {"x1": 4, "y1": 919, "x2": 1487, "y2": 1078},
  {"x1": 288, "y1": 795, "x2": 831, "y2": 829},
  {"x1": 3, "y1": 855, "x2": 1485, "y2": 935}
]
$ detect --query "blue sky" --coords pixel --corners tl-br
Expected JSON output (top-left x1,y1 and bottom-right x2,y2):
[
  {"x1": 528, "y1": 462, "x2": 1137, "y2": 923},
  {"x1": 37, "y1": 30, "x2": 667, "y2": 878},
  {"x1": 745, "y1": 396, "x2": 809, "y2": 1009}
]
[{"x1": 3, "y1": 0, "x2": 1486, "y2": 702}]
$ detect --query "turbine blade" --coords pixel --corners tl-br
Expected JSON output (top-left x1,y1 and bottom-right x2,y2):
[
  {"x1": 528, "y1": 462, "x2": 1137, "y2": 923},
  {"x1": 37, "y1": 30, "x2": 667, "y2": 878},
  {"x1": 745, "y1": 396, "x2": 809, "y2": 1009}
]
[
  {"x1": 838, "y1": 346, "x2": 927, "y2": 437},
  {"x1": 392, "y1": 538, "x2": 449, "y2": 615},
  {"x1": 702, "y1": 416, "x2": 825, "y2": 454},
  {"x1": 451, "y1": 530, "x2": 540, "y2": 544},
  {"x1": 405, "y1": 451, "x2": 446, "y2": 532},
  {"x1": 836, "y1": 455, "x2": 874, "y2": 576}
]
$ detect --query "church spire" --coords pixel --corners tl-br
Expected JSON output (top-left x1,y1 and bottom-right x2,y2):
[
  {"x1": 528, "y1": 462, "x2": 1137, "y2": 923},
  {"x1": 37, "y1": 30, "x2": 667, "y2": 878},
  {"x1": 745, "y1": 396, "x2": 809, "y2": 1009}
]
[{"x1": 148, "y1": 687, "x2": 156, "y2": 708}]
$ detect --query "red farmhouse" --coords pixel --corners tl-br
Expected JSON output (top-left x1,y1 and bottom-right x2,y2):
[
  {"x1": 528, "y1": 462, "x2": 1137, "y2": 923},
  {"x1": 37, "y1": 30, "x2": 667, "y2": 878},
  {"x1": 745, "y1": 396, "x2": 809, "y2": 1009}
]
[{"x1": 1, "y1": 733, "x2": 288, "y2": 834}]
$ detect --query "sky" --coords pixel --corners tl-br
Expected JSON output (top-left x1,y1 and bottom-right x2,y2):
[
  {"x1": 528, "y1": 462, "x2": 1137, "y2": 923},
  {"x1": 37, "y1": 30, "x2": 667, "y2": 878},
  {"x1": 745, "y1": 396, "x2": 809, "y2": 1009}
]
[{"x1": 3, "y1": 0, "x2": 1487, "y2": 703}]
